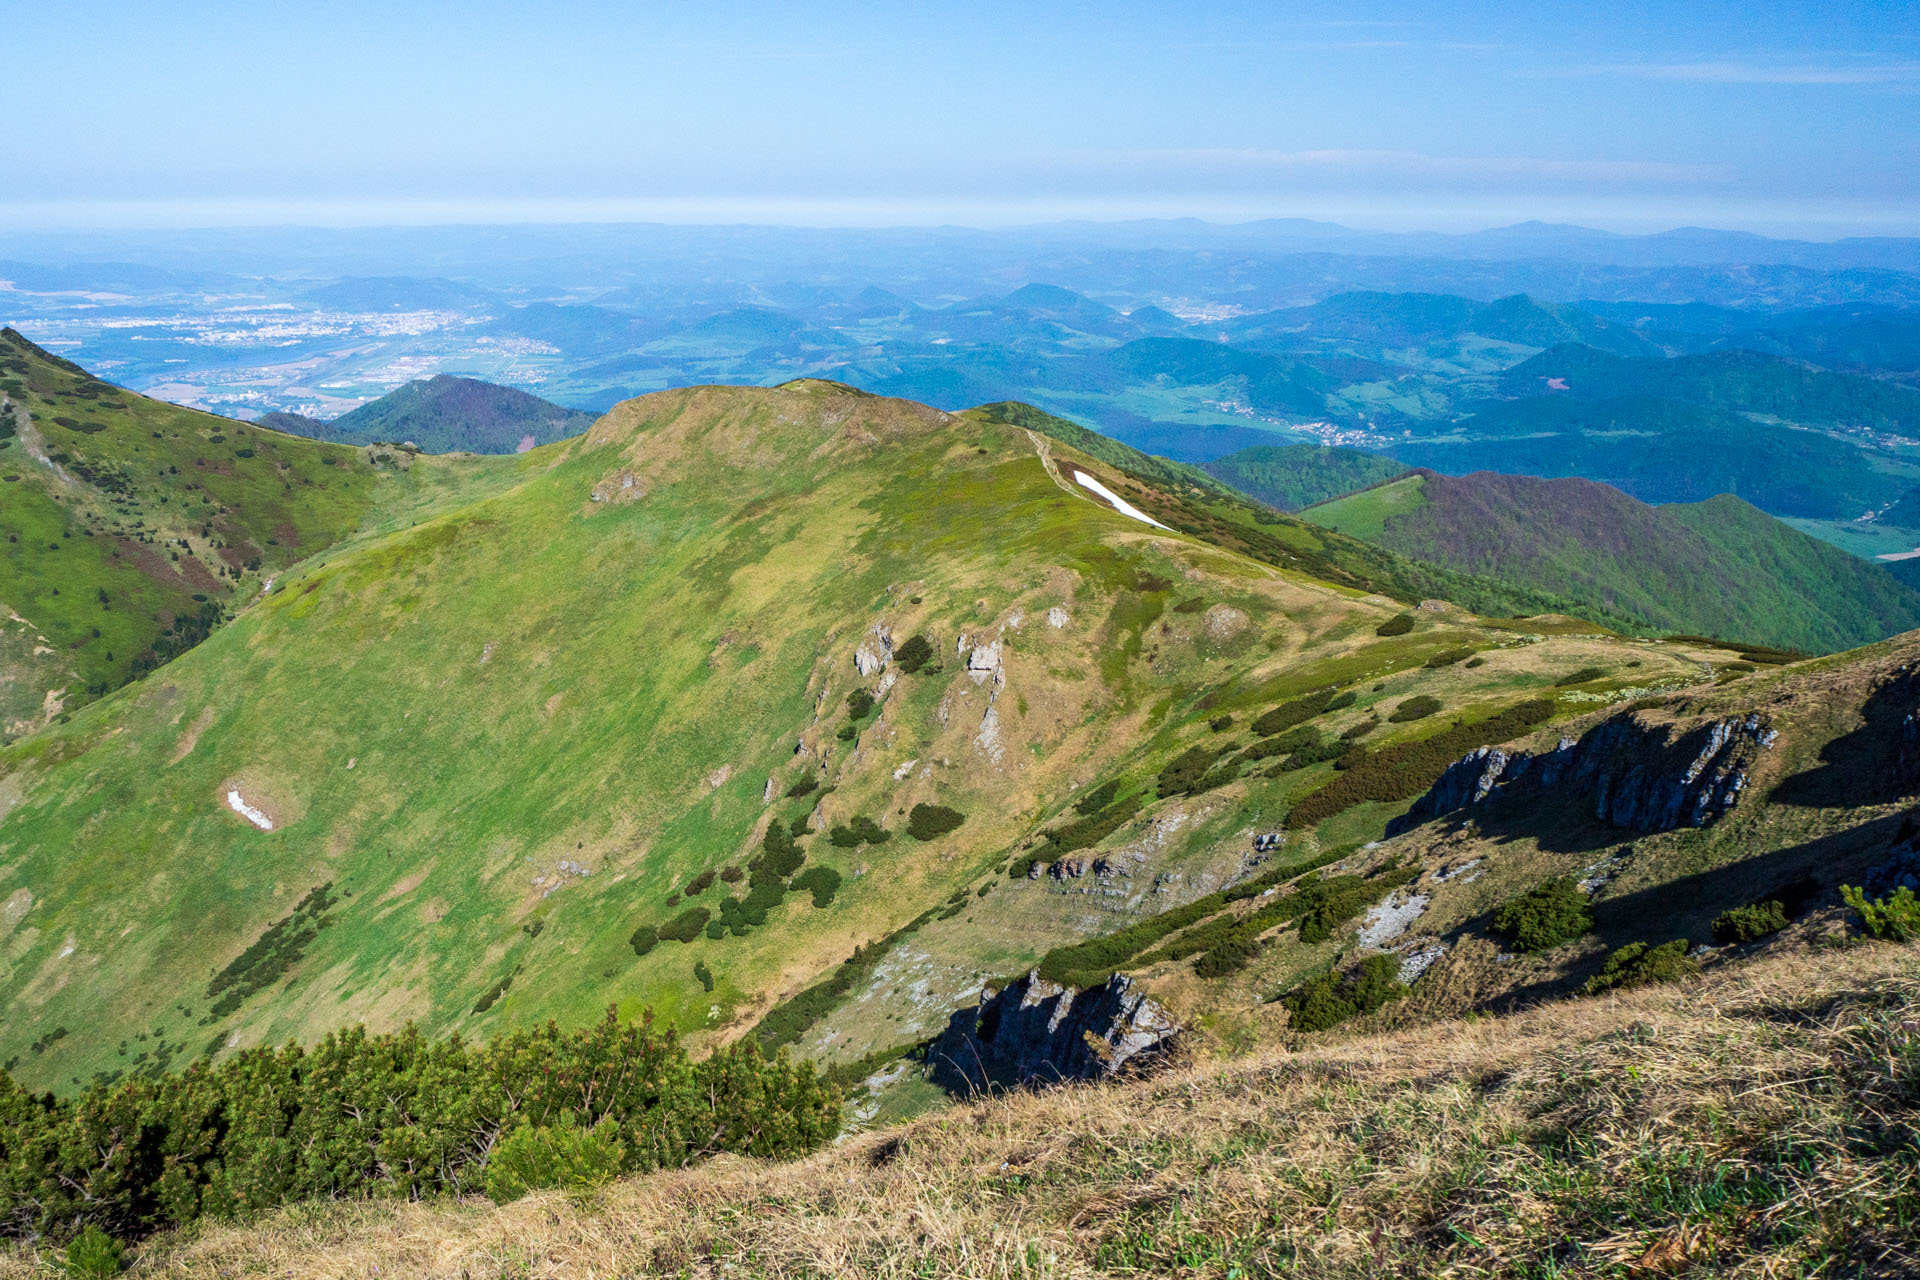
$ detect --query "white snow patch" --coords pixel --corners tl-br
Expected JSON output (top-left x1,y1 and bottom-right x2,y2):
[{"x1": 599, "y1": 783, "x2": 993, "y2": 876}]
[
  {"x1": 1074, "y1": 471, "x2": 1173, "y2": 530},
  {"x1": 226, "y1": 789, "x2": 274, "y2": 831}
]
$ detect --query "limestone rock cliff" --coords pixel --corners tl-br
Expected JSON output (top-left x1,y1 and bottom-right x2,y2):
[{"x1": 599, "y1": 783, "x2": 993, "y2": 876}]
[
  {"x1": 927, "y1": 971, "x2": 1179, "y2": 1094},
  {"x1": 1395, "y1": 711, "x2": 1778, "y2": 836}
]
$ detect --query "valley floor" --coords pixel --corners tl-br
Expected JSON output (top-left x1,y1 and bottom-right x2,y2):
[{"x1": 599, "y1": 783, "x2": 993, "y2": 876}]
[{"x1": 14, "y1": 937, "x2": 1915, "y2": 1279}]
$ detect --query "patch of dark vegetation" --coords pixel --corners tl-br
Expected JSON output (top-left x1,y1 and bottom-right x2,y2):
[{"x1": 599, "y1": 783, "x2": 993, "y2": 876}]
[
  {"x1": 1555, "y1": 666, "x2": 1606, "y2": 686},
  {"x1": 828, "y1": 817, "x2": 890, "y2": 847},
  {"x1": 1388, "y1": 695, "x2": 1442, "y2": 722},
  {"x1": 1290, "y1": 698, "x2": 1554, "y2": 829},
  {"x1": 472, "y1": 969, "x2": 516, "y2": 1014},
  {"x1": 790, "y1": 866, "x2": 842, "y2": 908},
  {"x1": 1279, "y1": 955, "x2": 1408, "y2": 1032},
  {"x1": 130, "y1": 599, "x2": 225, "y2": 682},
  {"x1": 628, "y1": 925, "x2": 659, "y2": 957},
  {"x1": 893, "y1": 633, "x2": 935, "y2": 674},
  {"x1": 694, "y1": 960, "x2": 715, "y2": 993},
  {"x1": 659, "y1": 907, "x2": 711, "y2": 944},
  {"x1": 1252, "y1": 687, "x2": 1352, "y2": 737},
  {"x1": 846, "y1": 689, "x2": 875, "y2": 719},
  {"x1": 1424, "y1": 647, "x2": 1474, "y2": 668},
  {"x1": 1155, "y1": 745, "x2": 1224, "y2": 796},
  {"x1": 1375, "y1": 613, "x2": 1416, "y2": 636},
  {"x1": 784, "y1": 777, "x2": 819, "y2": 799},
  {"x1": 684, "y1": 869, "x2": 716, "y2": 896},
  {"x1": 1712, "y1": 900, "x2": 1789, "y2": 945},
  {"x1": 0, "y1": 1010, "x2": 838, "y2": 1246},
  {"x1": 204, "y1": 884, "x2": 337, "y2": 1020},
  {"x1": 1583, "y1": 939, "x2": 1699, "y2": 994},
  {"x1": 907, "y1": 804, "x2": 966, "y2": 841},
  {"x1": 1492, "y1": 878, "x2": 1593, "y2": 953},
  {"x1": 1045, "y1": 791, "x2": 1145, "y2": 854}
]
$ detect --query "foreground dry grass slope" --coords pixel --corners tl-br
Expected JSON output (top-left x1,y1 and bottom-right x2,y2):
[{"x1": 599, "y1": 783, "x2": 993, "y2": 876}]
[{"x1": 14, "y1": 938, "x2": 1911, "y2": 1279}]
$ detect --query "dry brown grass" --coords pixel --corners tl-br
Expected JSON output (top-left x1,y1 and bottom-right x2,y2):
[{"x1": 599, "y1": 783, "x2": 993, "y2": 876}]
[{"x1": 9, "y1": 939, "x2": 1914, "y2": 1279}]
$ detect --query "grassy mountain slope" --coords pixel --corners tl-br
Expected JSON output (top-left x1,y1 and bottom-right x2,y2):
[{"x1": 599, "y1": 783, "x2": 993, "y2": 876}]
[
  {"x1": 0, "y1": 329, "x2": 522, "y2": 735},
  {"x1": 52, "y1": 942, "x2": 1914, "y2": 1279},
  {"x1": 1302, "y1": 468, "x2": 1920, "y2": 652},
  {"x1": 0, "y1": 379, "x2": 1719, "y2": 1092},
  {"x1": 263, "y1": 374, "x2": 596, "y2": 454},
  {"x1": 27, "y1": 627, "x2": 1920, "y2": 1276},
  {"x1": 1201, "y1": 442, "x2": 1408, "y2": 511}
]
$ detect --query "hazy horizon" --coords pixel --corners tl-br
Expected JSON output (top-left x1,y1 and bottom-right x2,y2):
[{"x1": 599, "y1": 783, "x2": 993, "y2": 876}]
[{"x1": 8, "y1": 1, "x2": 1916, "y2": 239}]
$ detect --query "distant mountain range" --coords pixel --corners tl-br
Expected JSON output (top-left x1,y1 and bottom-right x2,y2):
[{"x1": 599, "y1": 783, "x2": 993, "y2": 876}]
[{"x1": 257, "y1": 375, "x2": 596, "y2": 453}]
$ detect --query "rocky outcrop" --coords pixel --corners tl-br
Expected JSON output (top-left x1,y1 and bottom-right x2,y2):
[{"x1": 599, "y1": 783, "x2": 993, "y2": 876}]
[
  {"x1": 927, "y1": 971, "x2": 1179, "y2": 1094},
  {"x1": 1396, "y1": 712, "x2": 1777, "y2": 836}
]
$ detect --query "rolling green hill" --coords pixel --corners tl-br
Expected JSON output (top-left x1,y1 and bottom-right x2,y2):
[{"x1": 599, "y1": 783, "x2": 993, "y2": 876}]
[
  {"x1": 1202, "y1": 442, "x2": 1409, "y2": 511},
  {"x1": 259, "y1": 374, "x2": 597, "y2": 454},
  {"x1": 1302, "y1": 468, "x2": 1920, "y2": 652},
  {"x1": 0, "y1": 374, "x2": 1724, "y2": 1094},
  {"x1": 0, "y1": 329, "x2": 523, "y2": 737}
]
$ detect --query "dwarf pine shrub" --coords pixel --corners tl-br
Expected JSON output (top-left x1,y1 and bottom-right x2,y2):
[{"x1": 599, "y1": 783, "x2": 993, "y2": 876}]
[
  {"x1": 1493, "y1": 879, "x2": 1592, "y2": 953},
  {"x1": 1842, "y1": 884, "x2": 1920, "y2": 941},
  {"x1": 907, "y1": 804, "x2": 966, "y2": 841},
  {"x1": 0, "y1": 1012, "x2": 837, "y2": 1245},
  {"x1": 1583, "y1": 939, "x2": 1699, "y2": 994}
]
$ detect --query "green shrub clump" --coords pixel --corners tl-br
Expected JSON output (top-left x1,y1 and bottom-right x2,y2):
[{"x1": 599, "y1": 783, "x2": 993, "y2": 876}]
[
  {"x1": 628, "y1": 925, "x2": 659, "y2": 957},
  {"x1": 893, "y1": 634, "x2": 935, "y2": 674},
  {"x1": 1712, "y1": 900, "x2": 1789, "y2": 945},
  {"x1": 1375, "y1": 613, "x2": 1416, "y2": 637},
  {"x1": 0, "y1": 1012, "x2": 838, "y2": 1245},
  {"x1": 790, "y1": 866, "x2": 843, "y2": 908},
  {"x1": 658, "y1": 907, "x2": 711, "y2": 944},
  {"x1": 684, "y1": 869, "x2": 716, "y2": 896},
  {"x1": 1583, "y1": 939, "x2": 1699, "y2": 994},
  {"x1": 1388, "y1": 695, "x2": 1441, "y2": 722},
  {"x1": 694, "y1": 960, "x2": 715, "y2": 992},
  {"x1": 846, "y1": 689, "x2": 875, "y2": 719},
  {"x1": 784, "y1": 776, "x2": 819, "y2": 799},
  {"x1": 484, "y1": 1113, "x2": 627, "y2": 1205},
  {"x1": 64, "y1": 1225, "x2": 125, "y2": 1277},
  {"x1": 1046, "y1": 792, "x2": 1143, "y2": 853},
  {"x1": 1841, "y1": 884, "x2": 1920, "y2": 941},
  {"x1": 1252, "y1": 687, "x2": 1351, "y2": 737},
  {"x1": 1156, "y1": 745, "x2": 1223, "y2": 796},
  {"x1": 1424, "y1": 647, "x2": 1474, "y2": 668},
  {"x1": 828, "y1": 817, "x2": 890, "y2": 847},
  {"x1": 1556, "y1": 666, "x2": 1606, "y2": 686},
  {"x1": 906, "y1": 804, "x2": 966, "y2": 841},
  {"x1": 1280, "y1": 955, "x2": 1408, "y2": 1032},
  {"x1": 1492, "y1": 878, "x2": 1592, "y2": 952}
]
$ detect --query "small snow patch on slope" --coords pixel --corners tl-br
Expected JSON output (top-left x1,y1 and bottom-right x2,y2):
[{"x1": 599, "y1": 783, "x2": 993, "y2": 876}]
[
  {"x1": 1073, "y1": 471, "x2": 1173, "y2": 531},
  {"x1": 226, "y1": 789, "x2": 273, "y2": 831}
]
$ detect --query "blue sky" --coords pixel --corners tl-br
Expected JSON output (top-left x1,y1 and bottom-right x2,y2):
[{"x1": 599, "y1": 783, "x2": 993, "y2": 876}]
[{"x1": 8, "y1": 0, "x2": 1918, "y2": 235}]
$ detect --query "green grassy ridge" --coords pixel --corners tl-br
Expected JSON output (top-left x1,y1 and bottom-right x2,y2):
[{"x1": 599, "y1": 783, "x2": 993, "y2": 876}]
[
  {"x1": 1200, "y1": 442, "x2": 1409, "y2": 512},
  {"x1": 970, "y1": 401, "x2": 1647, "y2": 630},
  {"x1": 1301, "y1": 467, "x2": 1920, "y2": 653},
  {"x1": 0, "y1": 329, "x2": 525, "y2": 727},
  {"x1": 264, "y1": 374, "x2": 598, "y2": 454},
  {"x1": 0, "y1": 376, "x2": 1719, "y2": 1094}
]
